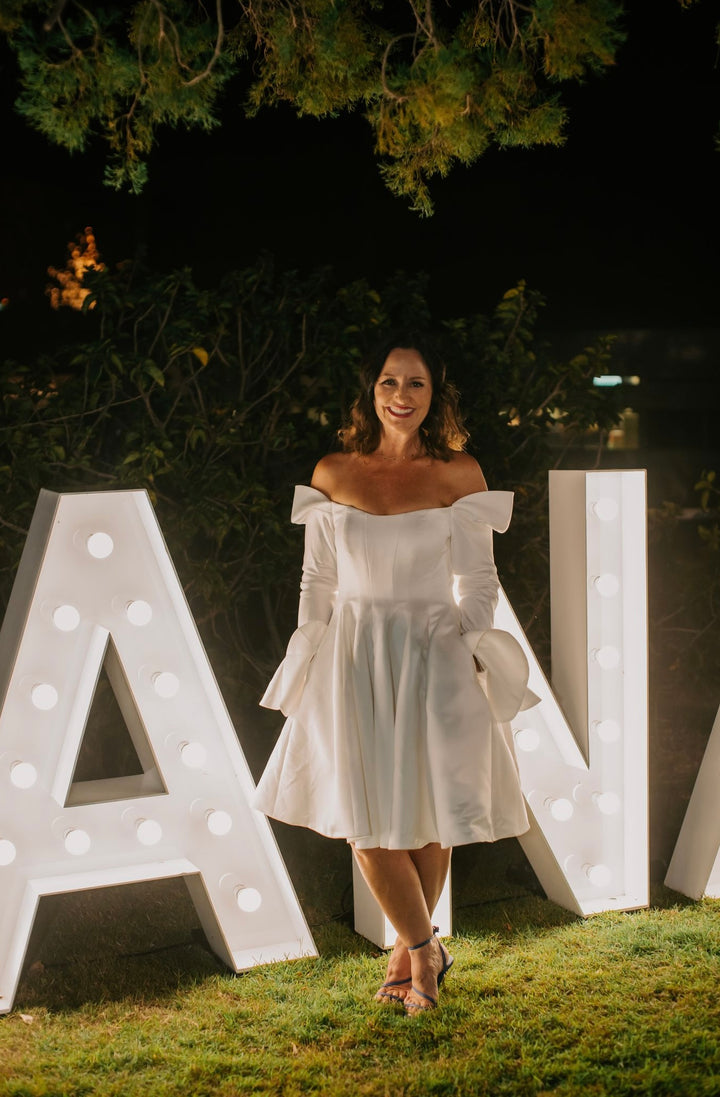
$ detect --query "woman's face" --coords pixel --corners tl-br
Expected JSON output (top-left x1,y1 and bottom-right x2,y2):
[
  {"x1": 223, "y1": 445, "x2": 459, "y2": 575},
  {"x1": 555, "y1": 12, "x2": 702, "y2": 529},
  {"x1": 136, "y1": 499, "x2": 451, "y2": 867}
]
[{"x1": 373, "y1": 348, "x2": 433, "y2": 435}]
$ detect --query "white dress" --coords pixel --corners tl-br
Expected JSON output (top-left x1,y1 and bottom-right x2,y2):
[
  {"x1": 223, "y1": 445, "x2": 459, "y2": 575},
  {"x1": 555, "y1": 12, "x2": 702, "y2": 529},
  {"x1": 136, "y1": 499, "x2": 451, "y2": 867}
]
[{"x1": 253, "y1": 486, "x2": 537, "y2": 850}]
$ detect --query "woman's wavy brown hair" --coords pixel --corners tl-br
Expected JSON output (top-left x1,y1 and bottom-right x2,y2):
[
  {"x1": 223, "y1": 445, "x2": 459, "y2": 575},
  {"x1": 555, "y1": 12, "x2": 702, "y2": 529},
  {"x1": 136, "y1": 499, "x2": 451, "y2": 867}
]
[{"x1": 339, "y1": 334, "x2": 469, "y2": 460}]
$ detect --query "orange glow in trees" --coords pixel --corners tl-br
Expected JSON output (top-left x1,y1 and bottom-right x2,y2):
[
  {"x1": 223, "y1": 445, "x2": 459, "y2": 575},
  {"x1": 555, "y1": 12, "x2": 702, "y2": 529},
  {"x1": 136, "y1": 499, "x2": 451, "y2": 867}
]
[{"x1": 47, "y1": 227, "x2": 105, "y2": 311}]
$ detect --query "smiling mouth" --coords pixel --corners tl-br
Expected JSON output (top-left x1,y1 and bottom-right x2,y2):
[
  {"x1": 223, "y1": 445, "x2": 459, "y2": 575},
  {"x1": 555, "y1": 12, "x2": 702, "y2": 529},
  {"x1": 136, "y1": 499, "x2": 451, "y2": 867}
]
[{"x1": 387, "y1": 406, "x2": 414, "y2": 418}]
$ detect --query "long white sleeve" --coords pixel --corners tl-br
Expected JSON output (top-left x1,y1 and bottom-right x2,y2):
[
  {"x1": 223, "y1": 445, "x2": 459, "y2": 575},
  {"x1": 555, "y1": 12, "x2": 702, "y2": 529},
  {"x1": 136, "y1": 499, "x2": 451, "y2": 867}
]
[
  {"x1": 260, "y1": 487, "x2": 336, "y2": 714},
  {"x1": 449, "y1": 490, "x2": 539, "y2": 721},
  {"x1": 450, "y1": 491, "x2": 513, "y2": 634},
  {"x1": 452, "y1": 523, "x2": 499, "y2": 633},
  {"x1": 297, "y1": 508, "x2": 337, "y2": 627}
]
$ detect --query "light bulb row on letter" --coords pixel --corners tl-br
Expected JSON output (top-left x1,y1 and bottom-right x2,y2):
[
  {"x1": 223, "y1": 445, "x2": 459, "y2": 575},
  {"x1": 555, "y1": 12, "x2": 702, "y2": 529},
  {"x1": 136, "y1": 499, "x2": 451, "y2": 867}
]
[
  {"x1": 51, "y1": 598, "x2": 152, "y2": 634},
  {"x1": 32, "y1": 583, "x2": 159, "y2": 714},
  {"x1": 29, "y1": 664, "x2": 179, "y2": 710},
  {"x1": 515, "y1": 717, "x2": 623, "y2": 753},
  {"x1": 2, "y1": 739, "x2": 212, "y2": 791},
  {"x1": 589, "y1": 499, "x2": 622, "y2": 675},
  {"x1": 533, "y1": 789, "x2": 622, "y2": 822},
  {"x1": 0, "y1": 801, "x2": 237, "y2": 866}
]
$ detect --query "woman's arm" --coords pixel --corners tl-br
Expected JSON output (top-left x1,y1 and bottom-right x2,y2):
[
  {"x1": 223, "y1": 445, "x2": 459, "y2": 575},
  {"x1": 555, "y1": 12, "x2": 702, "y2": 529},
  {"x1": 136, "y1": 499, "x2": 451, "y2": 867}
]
[
  {"x1": 295, "y1": 473, "x2": 338, "y2": 626},
  {"x1": 452, "y1": 523, "x2": 499, "y2": 634}
]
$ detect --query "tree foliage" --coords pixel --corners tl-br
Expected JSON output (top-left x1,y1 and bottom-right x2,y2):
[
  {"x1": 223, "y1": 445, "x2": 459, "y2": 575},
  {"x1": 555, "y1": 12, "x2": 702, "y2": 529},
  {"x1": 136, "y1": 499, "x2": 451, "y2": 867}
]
[
  {"x1": 0, "y1": 249, "x2": 620, "y2": 694},
  {"x1": 1, "y1": 0, "x2": 623, "y2": 210}
]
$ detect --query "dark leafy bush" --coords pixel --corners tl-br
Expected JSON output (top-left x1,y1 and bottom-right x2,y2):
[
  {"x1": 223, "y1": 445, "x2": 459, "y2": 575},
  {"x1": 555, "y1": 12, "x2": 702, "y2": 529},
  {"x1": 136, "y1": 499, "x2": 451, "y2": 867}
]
[{"x1": 0, "y1": 260, "x2": 619, "y2": 694}]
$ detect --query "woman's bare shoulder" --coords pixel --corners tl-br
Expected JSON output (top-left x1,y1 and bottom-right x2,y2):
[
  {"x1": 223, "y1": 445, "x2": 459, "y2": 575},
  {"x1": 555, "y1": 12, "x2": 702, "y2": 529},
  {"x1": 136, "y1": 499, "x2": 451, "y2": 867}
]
[
  {"x1": 311, "y1": 452, "x2": 355, "y2": 497},
  {"x1": 445, "y1": 451, "x2": 489, "y2": 497}
]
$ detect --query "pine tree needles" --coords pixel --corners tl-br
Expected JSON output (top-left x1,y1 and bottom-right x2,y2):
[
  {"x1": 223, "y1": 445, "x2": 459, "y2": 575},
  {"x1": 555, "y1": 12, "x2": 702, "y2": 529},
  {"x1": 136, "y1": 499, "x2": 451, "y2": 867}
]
[{"x1": 3, "y1": 0, "x2": 624, "y2": 209}]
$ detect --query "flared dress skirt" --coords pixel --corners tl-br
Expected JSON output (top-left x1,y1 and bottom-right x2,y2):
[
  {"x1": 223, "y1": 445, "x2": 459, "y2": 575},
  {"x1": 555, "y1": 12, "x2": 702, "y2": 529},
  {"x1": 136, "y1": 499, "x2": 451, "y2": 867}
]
[{"x1": 253, "y1": 488, "x2": 532, "y2": 850}]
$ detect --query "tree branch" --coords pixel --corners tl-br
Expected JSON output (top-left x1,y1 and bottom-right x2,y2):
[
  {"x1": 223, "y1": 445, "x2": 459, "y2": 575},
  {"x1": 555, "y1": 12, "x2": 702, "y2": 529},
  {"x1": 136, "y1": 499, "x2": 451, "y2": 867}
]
[
  {"x1": 183, "y1": 0, "x2": 225, "y2": 87},
  {"x1": 43, "y1": 0, "x2": 71, "y2": 33},
  {"x1": 381, "y1": 34, "x2": 414, "y2": 102}
]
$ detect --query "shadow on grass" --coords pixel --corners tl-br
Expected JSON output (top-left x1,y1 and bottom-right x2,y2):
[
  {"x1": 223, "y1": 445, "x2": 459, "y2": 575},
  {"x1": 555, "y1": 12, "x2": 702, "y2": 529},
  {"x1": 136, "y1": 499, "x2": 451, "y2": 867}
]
[{"x1": 15, "y1": 879, "x2": 225, "y2": 1012}]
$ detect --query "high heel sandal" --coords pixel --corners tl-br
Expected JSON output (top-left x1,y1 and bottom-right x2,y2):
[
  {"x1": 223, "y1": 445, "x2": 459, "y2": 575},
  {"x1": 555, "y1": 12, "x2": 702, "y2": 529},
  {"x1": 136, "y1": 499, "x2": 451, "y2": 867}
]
[
  {"x1": 375, "y1": 975, "x2": 412, "y2": 1005},
  {"x1": 404, "y1": 927, "x2": 454, "y2": 1015}
]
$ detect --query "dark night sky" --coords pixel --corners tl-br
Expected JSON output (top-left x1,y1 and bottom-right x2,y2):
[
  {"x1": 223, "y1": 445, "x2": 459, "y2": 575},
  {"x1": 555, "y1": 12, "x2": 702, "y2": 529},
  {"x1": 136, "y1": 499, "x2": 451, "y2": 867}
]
[{"x1": 1, "y1": 0, "x2": 719, "y2": 339}]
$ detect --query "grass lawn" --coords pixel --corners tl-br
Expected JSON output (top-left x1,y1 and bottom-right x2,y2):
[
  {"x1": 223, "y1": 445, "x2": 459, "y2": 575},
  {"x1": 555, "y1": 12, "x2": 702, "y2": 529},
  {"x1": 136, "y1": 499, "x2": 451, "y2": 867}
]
[{"x1": 1, "y1": 864, "x2": 719, "y2": 1097}]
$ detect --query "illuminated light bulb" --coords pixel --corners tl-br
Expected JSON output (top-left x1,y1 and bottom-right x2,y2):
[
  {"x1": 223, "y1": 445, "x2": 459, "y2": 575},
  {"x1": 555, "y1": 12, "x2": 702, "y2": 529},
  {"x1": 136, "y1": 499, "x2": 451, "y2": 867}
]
[
  {"x1": 10, "y1": 761, "x2": 37, "y2": 789},
  {"x1": 206, "y1": 809, "x2": 232, "y2": 836},
  {"x1": 592, "y1": 497, "x2": 619, "y2": 522},
  {"x1": 64, "y1": 828, "x2": 91, "y2": 855},
  {"x1": 593, "y1": 646, "x2": 620, "y2": 670},
  {"x1": 126, "y1": 600, "x2": 152, "y2": 626},
  {"x1": 514, "y1": 728, "x2": 540, "y2": 753},
  {"x1": 584, "y1": 863, "x2": 612, "y2": 888},
  {"x1": 153, "y1": 671, "x2": 179, "y2": 698},
  {"x1": 235, "y1": 886, "x2": 262, "y2": 913},
  {"x1": 593, "y1": 791, "x2": 621, "y2": 816},
  {"x1": 179, "y1": 741, "x2": 207, "y2": 769},
  {"x1": 31, "y1": 683, "x2": 58, "y2": 710},
  {"x1": 52, "y1": 604, "x2": 80, "y2": 632},
  {"x1": 545, "y1": 797, "x2": 574, "y2": 822},
  {"x1": 86, "y1": 532, "x2": 114, "y2": 559},
  {"x1": 595, "y1": 719, "x2": 621, "y2": 743},
  {"x1": 593, "y1": 573, "x2": 620, "y2": 599},
  {"x1": 136, "y1": 818, "x2": 163, "y2": 846},
  {"x1": 0, "y1": 839, "x2": 17, "y2": 866}
]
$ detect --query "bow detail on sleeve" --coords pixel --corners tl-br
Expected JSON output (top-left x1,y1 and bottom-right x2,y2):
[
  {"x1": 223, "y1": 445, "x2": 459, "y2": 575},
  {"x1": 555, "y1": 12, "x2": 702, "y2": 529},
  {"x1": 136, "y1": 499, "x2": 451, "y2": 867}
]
[
  {"x1": 291, "y1": 485, "x2": 334, "y2": 525},
  {"x1": 451, "y1": 490, "x2": 514, "y2": 533},
  {"x1": 260, "y1": 619, "x2": 328, "y2": 716},
  {"x1": 462, "y1": 628, "x2": 541, "y2": 723}
]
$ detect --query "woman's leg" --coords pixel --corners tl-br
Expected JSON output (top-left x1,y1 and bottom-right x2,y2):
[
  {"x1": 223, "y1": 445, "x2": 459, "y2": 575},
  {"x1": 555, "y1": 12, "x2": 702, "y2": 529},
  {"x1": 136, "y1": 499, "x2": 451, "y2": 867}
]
[
  {"x1": 352, "y1": 843, "x2": 452, "y2": 1008},
  {"x1": 409, "y1": 844, "x2": 452, "y2": 914},
  {"x1": 352, "y1": 846, "x2": 433, "y2": 941}
]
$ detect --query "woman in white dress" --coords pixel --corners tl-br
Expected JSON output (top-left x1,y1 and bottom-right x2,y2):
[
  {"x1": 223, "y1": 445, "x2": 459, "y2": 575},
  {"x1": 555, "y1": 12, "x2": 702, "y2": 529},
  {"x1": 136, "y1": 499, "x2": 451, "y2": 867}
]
[{"x1": 254, "y1": 339, "x2": 534, "y2": 1015}]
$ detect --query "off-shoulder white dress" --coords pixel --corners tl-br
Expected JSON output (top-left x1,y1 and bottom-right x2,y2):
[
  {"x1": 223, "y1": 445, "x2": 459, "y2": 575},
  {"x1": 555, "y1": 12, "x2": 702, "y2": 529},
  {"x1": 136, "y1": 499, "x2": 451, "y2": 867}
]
[{"x1": 253, "y1": 487, "x2": 536, "y2": 850}]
